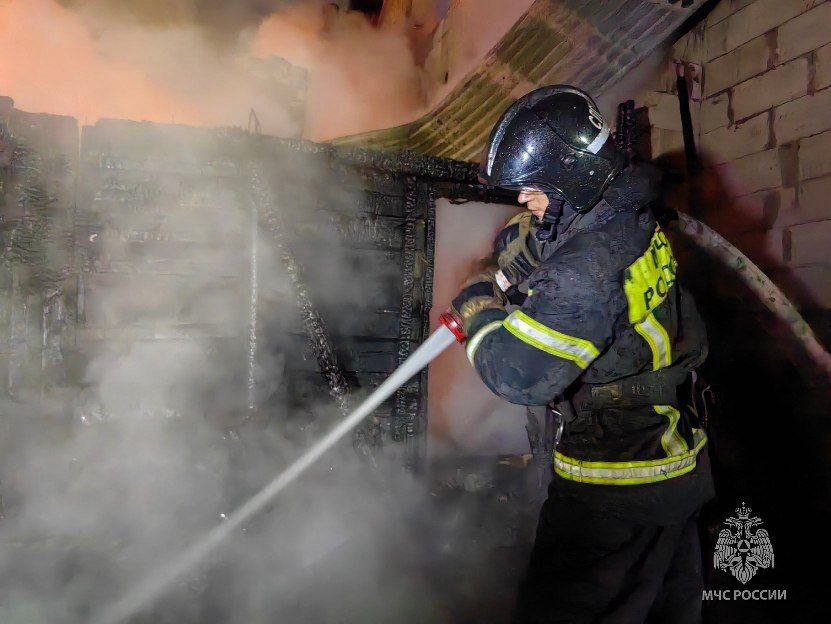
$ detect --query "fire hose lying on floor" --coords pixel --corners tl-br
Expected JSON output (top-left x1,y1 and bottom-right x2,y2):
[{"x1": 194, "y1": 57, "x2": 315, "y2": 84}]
[{"x1": 91, "y1": 199, "x2": 831, "y2": 623}]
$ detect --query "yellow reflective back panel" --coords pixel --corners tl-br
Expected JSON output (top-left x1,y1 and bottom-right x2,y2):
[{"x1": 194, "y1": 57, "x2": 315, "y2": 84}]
[{"x1": 623, "y1": 226, "x2": 677, "y2": 323}]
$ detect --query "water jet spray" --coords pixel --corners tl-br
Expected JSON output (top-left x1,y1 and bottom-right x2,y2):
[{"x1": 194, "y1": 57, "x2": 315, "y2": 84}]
[{"x1": 91, "y1": 319, "x2": 465, "y2": 624}]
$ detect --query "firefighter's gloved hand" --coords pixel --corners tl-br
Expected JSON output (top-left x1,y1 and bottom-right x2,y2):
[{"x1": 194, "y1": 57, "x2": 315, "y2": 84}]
[
  {"x1": 451, "y1": 268, "x2": 507, "y2": 336},
  {"x1": 493, "y1": 212, "x2": 540, "y2": 289}
]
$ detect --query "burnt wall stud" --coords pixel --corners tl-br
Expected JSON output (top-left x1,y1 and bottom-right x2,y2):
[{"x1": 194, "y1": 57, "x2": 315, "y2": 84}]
[
  {"x1": 392, "y1": 176, "x2": 419, "y2": 451},
  {"x1": 249, "y1": 163, "x2": 351, "y2": 417}
]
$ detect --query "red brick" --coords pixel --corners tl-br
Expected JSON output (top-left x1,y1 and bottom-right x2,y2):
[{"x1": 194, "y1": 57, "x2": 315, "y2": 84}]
[
  {"x1": 777, "y1": 2, "x2": 831, "y2": 63},
  {"x1": 705, "y1": 0, "x2": 822, "y2": 61},
  {"x1": 799, "y1": 130, "x2": 831, "y2": 180},
  {"x1": 787, "y1": 219, "x2": 831, "y2": 264},
  {"x1": 716, "y1": 148, "x2": 783, "y2": 197},
  {"x1": 701, "y1": 112, "x2": 769, "y2": 164},
  {"x1": 701, "y1": 92, "x2": 730, "y2": 133},
  {"x1": 731, "y1": 58, "x2": 808, "y2": 120},
  {"x1": 774, "y1": 87, "x2": 831, "y2": 143},
  {"x1": 816, "y1": 43, "x2": 831, "y2": 91},
  {"x1": 775, "y1": 176, "x2": 831, "y2": 226},
  {"x1": 705, "y1": 35, "x2": 771, "y2": 96}
]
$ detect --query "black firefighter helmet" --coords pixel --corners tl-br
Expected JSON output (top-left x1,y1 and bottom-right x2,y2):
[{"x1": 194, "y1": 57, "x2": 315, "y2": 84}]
[{"x1": 480, "y1": 85, "x2": 627, "y2": 212}]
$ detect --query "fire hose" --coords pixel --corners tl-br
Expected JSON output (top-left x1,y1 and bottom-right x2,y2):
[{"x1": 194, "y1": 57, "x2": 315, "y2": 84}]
[{"x1": 667, "y1": 211, "x2": 831, "y2": 377}]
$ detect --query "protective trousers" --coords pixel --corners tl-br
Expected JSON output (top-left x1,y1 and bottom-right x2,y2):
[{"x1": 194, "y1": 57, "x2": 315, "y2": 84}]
[{"x1": 514, "y1": 485, "x2": 704, "y2": 624}]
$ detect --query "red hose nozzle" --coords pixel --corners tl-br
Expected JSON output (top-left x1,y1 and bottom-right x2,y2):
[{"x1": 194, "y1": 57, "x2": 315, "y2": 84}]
[{"x1": 439, "y1": 309, "x2": 466, "y2": 343}]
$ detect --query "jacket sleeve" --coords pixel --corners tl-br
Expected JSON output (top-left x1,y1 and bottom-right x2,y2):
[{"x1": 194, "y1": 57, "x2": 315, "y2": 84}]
[{"x1": 465, "y1": 231, "x2": 623, "y2": 405}]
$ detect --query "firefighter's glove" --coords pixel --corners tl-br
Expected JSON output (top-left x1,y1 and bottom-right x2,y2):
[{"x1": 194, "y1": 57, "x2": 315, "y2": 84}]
[
  {"x1": 451, "y1": 268, "x2": 507, "y2": 336},
  {"x1": 493, "y1": 212, "x2": 541, "y2": 288}
]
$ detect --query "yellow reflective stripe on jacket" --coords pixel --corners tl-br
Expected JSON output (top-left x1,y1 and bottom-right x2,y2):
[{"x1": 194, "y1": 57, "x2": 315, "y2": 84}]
[
  {"x1": 623, "y1": 226, "x2": 677, "y2": 324},
  {"x1": 624, "y1": 226, "x2": 676, "y2": 371},
  {"x1": 502, "y1": 310, "x2": 600, "y2": 370},
  {"x1": 553, "y1": 430, "x2": 707, "y2": 485},
  {"x1": 634, "y1": 312, "x2": 672, "y2": 370},
  {"x1": 466, "y1": 321, "x2": 502, "y2": 365},
  {"x1": 654, "y1": 404, "x2": 689, "y2": 456}
]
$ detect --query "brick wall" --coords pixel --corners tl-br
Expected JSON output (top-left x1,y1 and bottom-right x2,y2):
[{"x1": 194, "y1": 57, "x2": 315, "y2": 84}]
[
  {"x1": 640, "y1": 0, "x2": 831, "y2": 329},
  {"x1": 634, "y1": 8, "x2": 831, "y2": 603}
]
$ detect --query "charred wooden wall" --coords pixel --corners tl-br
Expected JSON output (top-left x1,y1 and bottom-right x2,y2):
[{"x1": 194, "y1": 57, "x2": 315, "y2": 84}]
[{"x1": 0, "y1": 98, "x2": 480, "y2": 468}]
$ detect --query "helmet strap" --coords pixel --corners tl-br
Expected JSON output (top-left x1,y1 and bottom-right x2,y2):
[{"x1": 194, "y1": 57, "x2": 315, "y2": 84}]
[{"x1": 534, "y1": 194, "x2": 566, "y2": 243}]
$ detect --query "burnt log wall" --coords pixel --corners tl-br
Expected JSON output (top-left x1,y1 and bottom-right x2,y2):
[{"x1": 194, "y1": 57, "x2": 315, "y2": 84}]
[{"x1": 0, "y1": 97, "x2": 478, "y2": 467}]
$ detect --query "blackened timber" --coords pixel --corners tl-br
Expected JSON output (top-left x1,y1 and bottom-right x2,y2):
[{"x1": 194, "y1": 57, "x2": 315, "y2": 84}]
[
  {"x1": 431, "y1": 181, "x2": 521, "y2": 205},
  {"x1": 615, "y1": 100, "x2": 636, "y2": 161},
  {"x1": 392, "y1": 176, "x2": 419, "y2": 445},
  {"x1": 248, "y1": 163, "x2": 351, "y2": 416},
  {"x1": 414, "y1": 184, "x2": 437, "y2": 470},
  {"x1": 420, "y1": 184, "x2": 436, "y2": 352},
  {"x1": 251, "y1": 136, "x2": 478, "y2": 184}
]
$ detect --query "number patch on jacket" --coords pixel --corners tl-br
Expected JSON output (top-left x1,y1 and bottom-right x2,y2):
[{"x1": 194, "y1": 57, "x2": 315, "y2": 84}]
[{"x1": 623, "y1": 226, "x2": 677, "y2": 323}]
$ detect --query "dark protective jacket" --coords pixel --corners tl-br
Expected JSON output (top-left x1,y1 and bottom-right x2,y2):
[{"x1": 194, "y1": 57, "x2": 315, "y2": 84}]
[{"x1": 465, "y1": 165, "x2": 712, "y2": 507}]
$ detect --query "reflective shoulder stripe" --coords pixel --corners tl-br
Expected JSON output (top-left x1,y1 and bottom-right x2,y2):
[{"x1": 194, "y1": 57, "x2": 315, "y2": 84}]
[
  {"x1": 634, "y1": 312, "x2": 672, "y2": 370},
  {"x1": 465, "y1": 320, "x2": 503, "y2": 365},
  {"x1": 624, "y1": 227, "x2": 676, "y2": 370},
  {"x1": 623, "y1": 225, "x2": 677, "y2": 324},
  {"x1": 654, "y1": 404, "x2": 688, "y2": 456},
  {"x1": 554, "y1": 430, "x2": 707, "y2": 485},
  {"x1": 502, "y1": 310, "x2": 600, "y2": 370}
]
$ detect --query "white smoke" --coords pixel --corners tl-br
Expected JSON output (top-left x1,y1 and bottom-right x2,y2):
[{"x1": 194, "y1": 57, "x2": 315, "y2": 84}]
[{"x1": 0, "y1": 123, "x2": 531, "y2": 622}]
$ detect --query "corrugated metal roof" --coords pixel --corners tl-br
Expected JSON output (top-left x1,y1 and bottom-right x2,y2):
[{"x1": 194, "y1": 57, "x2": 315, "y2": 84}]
[{"x1": 333, "y1": 0, "x2": 705, "y2": 160}]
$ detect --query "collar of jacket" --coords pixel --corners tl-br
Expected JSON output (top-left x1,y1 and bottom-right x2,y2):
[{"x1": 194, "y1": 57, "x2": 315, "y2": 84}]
[
  {"x1": 536, "y1": 163, "x2": 660, "y2": 260},
  {"x1": 537, "y1": 198, "x2": 609, "y2": 259},
  {"x1": 602, "y1": 162, "x2": 661, "y2": 212}
]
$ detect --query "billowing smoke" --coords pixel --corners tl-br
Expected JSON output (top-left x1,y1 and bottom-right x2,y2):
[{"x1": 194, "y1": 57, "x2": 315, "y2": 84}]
[
  {"x1": 0, "y1": 126, "x2": 521, "y2": 621},
  {"x1": 252, "y1": 4, "x2": 425, "y2": 140},
  {"x1": 0, "y1": 3, "x2": 542, "y2": 620},
  {"x1": 0, "y1": 0, "x2": 425, "y2": 139},
  {"x1": 56, "y1": 0, "x2": 293, "y2": 36}
]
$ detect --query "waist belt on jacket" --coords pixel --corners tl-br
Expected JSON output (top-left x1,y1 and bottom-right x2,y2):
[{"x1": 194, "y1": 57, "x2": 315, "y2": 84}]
[
  {"x1": 571, "y1": 366, "x2": 688, "y2": 414},
  {"x1": 554, "y1": 367, "x2": 707, "y2": 486}
]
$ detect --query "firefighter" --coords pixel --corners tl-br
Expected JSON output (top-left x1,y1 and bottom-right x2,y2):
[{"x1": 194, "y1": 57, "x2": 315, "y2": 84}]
[{"x1": 450, "y1": 85, "x2": 714, "y2": 623}]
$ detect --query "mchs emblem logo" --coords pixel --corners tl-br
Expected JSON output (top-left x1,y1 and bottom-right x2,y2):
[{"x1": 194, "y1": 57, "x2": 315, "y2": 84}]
[{"x1": 714, "y1": 502, "x2": 774, "y2": 584}]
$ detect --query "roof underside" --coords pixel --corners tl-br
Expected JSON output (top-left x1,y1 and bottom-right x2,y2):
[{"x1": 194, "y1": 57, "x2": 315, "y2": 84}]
[{"x1": 333, "y1": 0, "x2": 705, "y2": 161}]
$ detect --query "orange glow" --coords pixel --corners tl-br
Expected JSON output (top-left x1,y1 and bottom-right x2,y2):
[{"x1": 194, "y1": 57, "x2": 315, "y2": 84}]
[
  {"x1": 252, "y1": 3, "x2": 426, "y2": 140},
  {"x1": 0, "y1": 0, "x2": 196, "y2": 125},
  {"x1": 0, "y1": 0, "x2": 426, "y2": 139}
]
